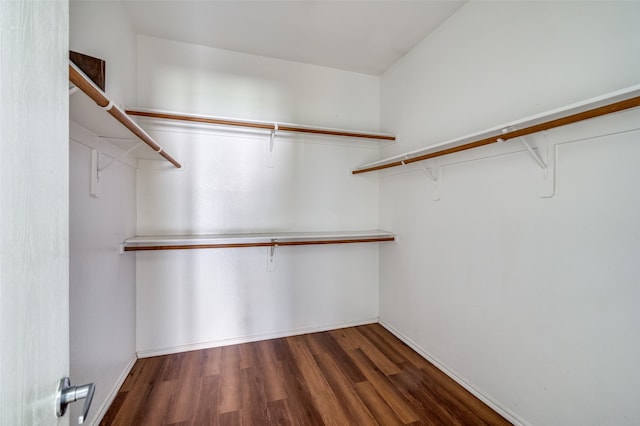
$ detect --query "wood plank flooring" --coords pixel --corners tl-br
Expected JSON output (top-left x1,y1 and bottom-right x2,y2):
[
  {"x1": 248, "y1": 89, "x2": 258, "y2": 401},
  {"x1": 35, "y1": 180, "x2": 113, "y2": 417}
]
[{"x1": 101, "y1": 324, "x2": 511, "y2": 425}]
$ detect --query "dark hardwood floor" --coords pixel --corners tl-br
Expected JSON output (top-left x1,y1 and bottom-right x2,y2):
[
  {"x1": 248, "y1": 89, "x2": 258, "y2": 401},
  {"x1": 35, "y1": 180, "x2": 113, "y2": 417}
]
[{"x1": 101, "y1": 323, "x2": 510, "y2": 425}]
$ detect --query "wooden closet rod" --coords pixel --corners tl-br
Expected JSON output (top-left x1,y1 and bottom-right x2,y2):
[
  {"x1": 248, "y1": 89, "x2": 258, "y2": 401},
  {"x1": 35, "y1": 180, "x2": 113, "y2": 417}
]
[
  {"x1": 353, "y1": 94, "x2": 640, "y2": 174},
  {"x1": 69, "y1": 63, "x2": 182, "y2": 168},
  {"x1": 125, "y1": 109, "x2": 396, "y2": 141},
  {"x1": 124, "y1": 236, "x2": 395, "y2": 252}
]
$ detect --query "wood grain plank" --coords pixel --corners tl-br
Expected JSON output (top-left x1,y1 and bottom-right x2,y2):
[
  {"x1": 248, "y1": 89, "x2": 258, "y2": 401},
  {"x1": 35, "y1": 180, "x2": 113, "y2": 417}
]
[
  {"x1": 218, "y1": 346, "x2": 242, "y2": 414},
  {"x1": 266, "y1": 399, "x2": 294, "y2": 425},
  {"x1": 358, "y1": 324, "x2": 408, "y2": 366},
  {"x1": 120, "y1": 356, "x2": 165, "y2": 391},
  {"x1": 329, "y1": 327, "x2": 362, "y2": 351},
  {"x1": 159, "y1": 352, "x2": 185, "y2": 382},
  {"x1": 304, "y1": 332, "x2": 366, "y2": 383},
  {"x1": 419, "y1": 361, "x2": 511, "y2": 425},
  {"x1": 254, "y1": 339, "x2": 288, "y2": 401},
  {"x1": 286, "y1": 335, "x2": 352, "y2": 425},
  {"x1": 238, "y1": 342, "x2": 259, "y2": 369},
  {"x1": 368, "y1": 324, "x2": 433, "y2": 369},
  {"x1": 167, "y1": 351, "x2": 205, "y2": 423},
  {"x1": 277, "y1": 341, "x2": 326, "y2": 426},
  {"x1": 193, "y1": 374, "x2": 221, "y2": 426},
  {"x1": 339, "y1": 327, "x2": 401, "y2": 376},
  {"x1": 202, "y1": 346, "x2": 223, "y2": 377},
  {"x1": 218, "y1": 411, "x2": 241, "y2": 426},
  {"x1": 102, "y1": 384, "x2": 152, "y2": 426},
  {"x1": 98, "y1": 391, "x2": 128, "y2": 425},
  {"x1": 255, "y1": 339, "x2": 279, "y2": 366},
  {"x1": 314, "y1": 351, "x2": 378, "y2": 425},
  {"x1": 390, "y1": 366, "x2": 469, "y2": 425},
  {"x1": 349, "y1": 348, "x2": 420, "y2": 424},
  {"x1": 240, "y1": 367, "x2": 269, "y2": 424},
  {"x1": 137, "y1": 380, "x2": 177, "y2": 426},
  {"x1": 354, "y1": 381, "x2": 403, "y2": 426},
  {"x1": 261, "y1": 359, "x2": 287, "y2": 402}
]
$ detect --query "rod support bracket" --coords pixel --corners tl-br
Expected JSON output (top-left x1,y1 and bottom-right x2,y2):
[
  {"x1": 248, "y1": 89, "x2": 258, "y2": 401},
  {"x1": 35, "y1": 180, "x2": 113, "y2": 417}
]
[
  {"x1": 417, "y1": 160, "x2": 441, "y2": 201},
  {"x1": 267, "y1": 124, "x2": 278, "y2": 168},
  {"x1": 518, "y1": 137, "x2": 547, "y2": 170},
  {"x1": 267, "y1": 239, "x2": 277, "y2": 271}
]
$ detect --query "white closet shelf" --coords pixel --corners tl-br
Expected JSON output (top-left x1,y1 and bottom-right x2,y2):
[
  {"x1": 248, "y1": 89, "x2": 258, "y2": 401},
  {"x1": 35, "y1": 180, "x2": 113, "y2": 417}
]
[
  {"x1": 123, "y1": 230, "x2": 395, "y2": 252},
  {"x1": 125, "y1": 108, "x2": 396, "y2": 142},
  {"x1": 69, "y1": 61, "x2": 182, "y2": 168},
  {"x1": 353, "y1": 84, "x2": 640, "y2": 174}
]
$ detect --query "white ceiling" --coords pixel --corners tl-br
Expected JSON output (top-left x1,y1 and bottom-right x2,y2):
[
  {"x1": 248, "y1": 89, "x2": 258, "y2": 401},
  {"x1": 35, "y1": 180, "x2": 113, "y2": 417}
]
[{"x1": 121, "y1": 1, "x2": 466, "y2": 75}]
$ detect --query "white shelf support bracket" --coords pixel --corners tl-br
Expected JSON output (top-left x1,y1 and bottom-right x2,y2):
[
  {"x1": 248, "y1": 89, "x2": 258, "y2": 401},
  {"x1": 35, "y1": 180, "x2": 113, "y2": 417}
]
[
  {"x1": 266, "y1": 240, "x2": 277, "y2": 272},
  {"x1": 418, "y1": 160, "x2": 441, "y2": 201},
  {"x1": 267, "y1": 124, "x2": 278, "y2": 168},
  {"x1": 518, "y1": 135, "x2": 556, "y2": 198},
  {"x1": 98, "y1": 142, "x2": 144, "y2": 173},
  {"x1": 518, "y1": 137, "x2": 547, "y2": 170},
  {"x1": 536, "y1": 135, "x2": 556, "y2": 198},
  {"x1": 90, "y1": 149, "x2": 100, "y2": 197},
  {"x1": 418, "y1": 161, "x2": 436, "y2": 181},
  {"x1": 91, "y1": 143, "x2": 145, "y2": 197}
]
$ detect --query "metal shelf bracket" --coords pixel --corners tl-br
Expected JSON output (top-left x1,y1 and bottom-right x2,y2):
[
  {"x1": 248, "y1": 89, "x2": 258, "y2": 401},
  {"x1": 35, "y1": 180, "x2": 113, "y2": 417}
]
[
  {"x1": 418, "y1": 160, "x2": 441, "y2": 201},
  {"x1": 518, "y1": 137, "x2": 547, "y2": 170},
  {"x1": 536, "y1": 136, "x2": 556, "y2": 198},
  {"x1": 98, "y1": 142, "x2": 144, "y2": 173},
  {"x1": 267, "y1": 124, "x2": 278, "y2": 168},
  {"x1": 267, "y1": 239, "x2": 277, "y2": 271},
  {"x1": 90, "y1": 143, "x2": 144, "y2": 197},
  {"x1": 517, "y1": 136, "x2": 556, "y2": 198}
]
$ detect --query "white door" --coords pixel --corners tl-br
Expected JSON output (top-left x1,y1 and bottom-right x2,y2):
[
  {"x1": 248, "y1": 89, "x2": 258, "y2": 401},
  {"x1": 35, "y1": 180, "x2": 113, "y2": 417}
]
[{"x1": 1, "y1": 1, "x2": 71, "y2": 425}]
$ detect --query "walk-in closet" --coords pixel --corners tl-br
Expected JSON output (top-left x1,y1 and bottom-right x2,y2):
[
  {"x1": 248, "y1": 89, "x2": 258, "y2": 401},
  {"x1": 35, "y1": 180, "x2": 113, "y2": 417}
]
[{"x1": 2, "y1": 1, "x2": 639, "y2": 425}]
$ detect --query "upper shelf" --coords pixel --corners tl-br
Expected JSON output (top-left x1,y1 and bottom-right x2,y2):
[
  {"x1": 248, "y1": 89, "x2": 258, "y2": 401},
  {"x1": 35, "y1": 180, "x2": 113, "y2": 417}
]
[
  {"x1": 353, "y1": 84, "x2": 640, "y2": 174},
  {"x1": 69, "y1": 61, "x2": 182, "y2": 168},
  {"x1": 123, "y1": 230, "x2": 395, "y2": 252},
  {"x1": 125, "y1": 108, "x2": 396, "y2": 142}
]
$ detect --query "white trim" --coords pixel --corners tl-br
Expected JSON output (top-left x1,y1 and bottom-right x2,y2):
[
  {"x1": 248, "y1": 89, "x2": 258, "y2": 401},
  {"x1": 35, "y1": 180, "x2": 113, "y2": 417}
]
[
  {"x1": 378, "y1": 320, "x2": 530, "y2": 426},
  {"x1": 136, "y1": 317, "x2": 379, "y2": 358},
  {"x1": 89, "y1": 356, "x2": 137, "y2": 426}
]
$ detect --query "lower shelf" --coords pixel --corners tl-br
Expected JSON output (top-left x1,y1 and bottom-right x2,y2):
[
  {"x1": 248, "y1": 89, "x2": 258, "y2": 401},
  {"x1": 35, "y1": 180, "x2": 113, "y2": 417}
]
[{"x1": 123, "y1": 230, "x2": 395, "y2": 251}]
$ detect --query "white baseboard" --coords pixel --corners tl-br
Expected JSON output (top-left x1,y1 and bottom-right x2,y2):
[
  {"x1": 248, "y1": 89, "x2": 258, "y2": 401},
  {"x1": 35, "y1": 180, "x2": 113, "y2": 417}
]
[
  {"x1": 378, "y1": 320, "x2": 529, "y2": 426},
  {"x1": 137, "y1": 317, "x2": 379, "y2": 358},
  {"x1": 90, "y1": 356, "x2": 137, "y2": 426}
]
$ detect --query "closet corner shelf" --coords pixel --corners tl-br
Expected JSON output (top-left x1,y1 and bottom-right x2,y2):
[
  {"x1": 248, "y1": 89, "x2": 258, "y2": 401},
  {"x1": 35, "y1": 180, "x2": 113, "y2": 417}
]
[
  {"x1": 353, "y1": 84, "x2": 640, "y2": 174},
  {"x1": 124, "y1": 108, "x2": 396, "y2": 142},
  {"x1": 123, "y1": 230, "x2": 395, "y2": 252},
  {"x1": 69, "y1": 61, "x2": 182, "y2": 168}
]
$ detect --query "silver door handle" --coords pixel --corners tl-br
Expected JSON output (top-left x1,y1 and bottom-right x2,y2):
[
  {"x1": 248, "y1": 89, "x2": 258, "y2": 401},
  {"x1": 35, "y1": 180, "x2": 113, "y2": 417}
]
[{"x1": 56, "y1": 377, "x2": 95, "y2": 424}]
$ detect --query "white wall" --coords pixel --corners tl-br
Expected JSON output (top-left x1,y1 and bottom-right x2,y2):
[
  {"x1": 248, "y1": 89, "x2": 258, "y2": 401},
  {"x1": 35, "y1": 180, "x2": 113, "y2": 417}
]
[
  {"x1": 69, "y1": 138, "x2": 136, "y2": 425},
  {"x1": 136, "y1": 35, "x2": 380, "y2": 129},
  {"x1": 70, "y1": 0, "x2": 137, "y2": 107},
  {"x1": 135, "y1": 36, "x2": 384, "y2": 355},
  {"x1": 379, "y1": 2, "x2": 640, "y2": 425},
  {"x1": 69, "y1": 2, "x2": 138, "y2": 424}
]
